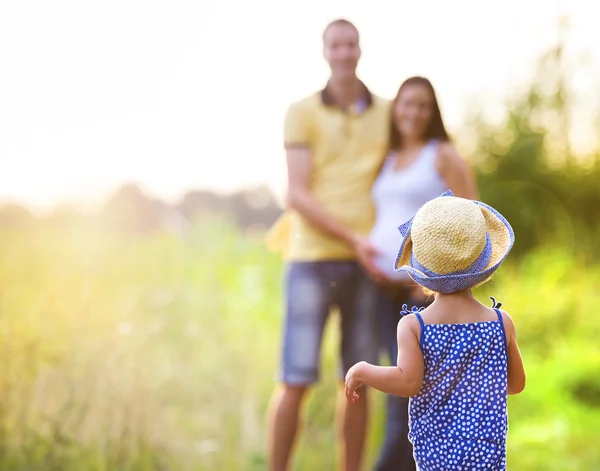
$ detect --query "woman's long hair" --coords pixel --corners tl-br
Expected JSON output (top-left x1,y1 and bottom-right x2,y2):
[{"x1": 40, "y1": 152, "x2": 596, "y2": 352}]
[{"x1": 388, "y1": 76, "x2": 450, "y2": 153}]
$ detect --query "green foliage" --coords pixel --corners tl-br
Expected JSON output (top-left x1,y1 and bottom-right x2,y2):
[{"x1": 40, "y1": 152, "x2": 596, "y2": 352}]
[
  {"x1": 2, "y1": 30, "x2": 600, "y2": 470},
  {"x1": 465, "y1": 42, "x2": 600, "y2": 260},
  {"x1": 0, "y1": 221, "x2": 599, "y2": 470}
]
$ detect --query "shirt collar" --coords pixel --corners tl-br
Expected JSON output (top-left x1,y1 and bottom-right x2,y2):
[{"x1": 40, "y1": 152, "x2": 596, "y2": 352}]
[{"x1": 320, "y1": 80, "x2": 373, "y2": 111}]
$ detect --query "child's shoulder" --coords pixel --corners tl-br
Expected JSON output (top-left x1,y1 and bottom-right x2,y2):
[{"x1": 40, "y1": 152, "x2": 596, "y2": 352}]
[
  {"x1": 419, "y1": 300, "x2": 514, "y2": 326},
  {"x1": 497, "y1": 308, "x2": 516, "y2": 331},
  {"x1": 398, "y1": 312, "x2": 422, "y2": 330}
]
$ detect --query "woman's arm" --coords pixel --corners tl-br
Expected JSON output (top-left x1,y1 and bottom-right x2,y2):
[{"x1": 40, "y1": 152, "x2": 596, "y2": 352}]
[
  {"x1": 436, "y1": 141, "x2": 479, "y2": 200},
  {"x1": 345, "y1": 315, "x2": 424, "y2": 402}
]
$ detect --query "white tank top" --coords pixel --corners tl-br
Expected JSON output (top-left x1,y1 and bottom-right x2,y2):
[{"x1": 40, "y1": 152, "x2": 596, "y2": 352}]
[{"x1": 369, "y1": 139, "x2": 449, "y2": 280}]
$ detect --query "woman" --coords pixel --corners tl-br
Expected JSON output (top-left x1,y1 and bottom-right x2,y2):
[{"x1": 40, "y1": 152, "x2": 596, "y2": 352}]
[{"x1": 368, "y1": 76, "x2": 478, "y2": 471}]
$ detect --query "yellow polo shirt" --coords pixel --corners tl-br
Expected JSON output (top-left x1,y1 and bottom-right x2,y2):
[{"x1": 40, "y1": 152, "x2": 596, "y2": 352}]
[{"x1": 267, "y1": 85, "x2": 391, "y2": 261}]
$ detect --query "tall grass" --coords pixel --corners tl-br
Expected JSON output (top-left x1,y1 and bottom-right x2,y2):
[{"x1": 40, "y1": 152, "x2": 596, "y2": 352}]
[{"x1": 0, "y1": 220, "x2": 598, "y2": 470}]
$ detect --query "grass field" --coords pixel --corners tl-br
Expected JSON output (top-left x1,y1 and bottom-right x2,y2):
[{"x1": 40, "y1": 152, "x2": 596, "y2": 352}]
[{"x1": 0, "y1": 219, "x2": 599, "y2": 470}]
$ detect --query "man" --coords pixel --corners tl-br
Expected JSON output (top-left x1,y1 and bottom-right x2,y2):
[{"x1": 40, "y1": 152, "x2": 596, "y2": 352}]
[{"x1": 265, "y1": 19, "x2": 391, "y2": 471}]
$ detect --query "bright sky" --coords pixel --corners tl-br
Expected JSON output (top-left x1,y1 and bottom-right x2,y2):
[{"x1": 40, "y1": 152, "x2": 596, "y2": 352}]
[{"x1": 1, "y1": 0, "x2": 599, "y2": 213}]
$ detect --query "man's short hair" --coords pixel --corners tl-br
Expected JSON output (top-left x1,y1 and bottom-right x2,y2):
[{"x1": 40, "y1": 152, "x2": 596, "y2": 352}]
[{"x1": 322, "y1": 18, "x2": 359, "y2": 42}]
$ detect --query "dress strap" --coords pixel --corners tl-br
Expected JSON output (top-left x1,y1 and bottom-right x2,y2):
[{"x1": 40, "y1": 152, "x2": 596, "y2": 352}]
[
  {"x1": 414, "y1": 312, "x2": 425, "y2": 330},
  {"x1": 400, "y1": 303, "x2": 424, "y2": 317},
  {"x1": 490, "y1": 296, "x2": 502, "y2": 309},
  {"x1": 415, "y1": 312, "x2": 425, "y2": 350},
  {"x1": 400, "y1": 304, "x2": 426, "y2": 349},
  {"x1": 382, "y1": 152, "x2": 397, "y2": 171},
  {"x1": 493, "y1": 307, "x2": 509, "y2": 354}
]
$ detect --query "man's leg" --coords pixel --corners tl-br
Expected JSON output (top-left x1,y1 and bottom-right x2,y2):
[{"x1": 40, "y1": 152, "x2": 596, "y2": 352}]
[
  {"x1": 337, "y1": 265, "x2": 380, "y2": 471},
  {"x1": 267, "y1": 384, "x2": 309, "y2": 471},
  {"x1": 267, "y1": 262, "x2": 331, "y2": 471}
]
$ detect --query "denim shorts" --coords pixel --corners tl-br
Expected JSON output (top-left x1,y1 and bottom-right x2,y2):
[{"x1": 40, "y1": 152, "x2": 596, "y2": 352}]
[{"x1": 278, "y1": 260, "x2": 379, "y2": 385}]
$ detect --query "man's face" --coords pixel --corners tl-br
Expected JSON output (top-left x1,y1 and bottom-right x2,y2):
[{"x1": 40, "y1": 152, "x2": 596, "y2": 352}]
[{"x1": 323, "y1": 23, "x2": 360, "y2": 80}]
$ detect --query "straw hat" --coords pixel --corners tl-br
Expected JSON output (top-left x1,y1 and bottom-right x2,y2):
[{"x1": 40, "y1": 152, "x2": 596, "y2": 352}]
[{"x1": 393, "y1": 190, "x2": 514, "y2": 294}]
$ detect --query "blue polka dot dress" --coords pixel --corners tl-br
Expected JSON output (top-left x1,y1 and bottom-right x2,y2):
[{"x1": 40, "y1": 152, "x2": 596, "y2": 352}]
[{"x1": 408, "y1": 308, "x2": 508, "y2": 470}]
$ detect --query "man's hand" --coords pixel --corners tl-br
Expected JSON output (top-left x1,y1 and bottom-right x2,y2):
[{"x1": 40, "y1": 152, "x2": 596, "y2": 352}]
[{"x1": 350, "y1": 235, "x2": 388, "y2": 283}]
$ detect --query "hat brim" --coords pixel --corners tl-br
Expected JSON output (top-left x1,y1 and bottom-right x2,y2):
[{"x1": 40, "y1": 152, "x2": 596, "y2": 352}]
[{"x1": 393, "y1": 198, "x2": 514, "y2": 294}]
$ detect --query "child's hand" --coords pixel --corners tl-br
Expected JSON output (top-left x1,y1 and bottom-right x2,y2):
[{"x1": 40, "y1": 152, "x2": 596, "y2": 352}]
[{"x1": 345, "y1": 361, "x2": 367, "y2": 404}]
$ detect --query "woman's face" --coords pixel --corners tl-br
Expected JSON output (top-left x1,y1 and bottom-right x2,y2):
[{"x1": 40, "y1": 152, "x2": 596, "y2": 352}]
[{"x1": 393, "y1": 84, "x2": 434, "y2": 141}]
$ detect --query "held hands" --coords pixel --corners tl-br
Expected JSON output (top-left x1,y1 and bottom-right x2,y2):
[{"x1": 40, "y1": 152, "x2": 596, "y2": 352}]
[
  {"x1": 350, "y1": 235, "x2": 389, "y2": 284},
  {"x1": 344, "y1": 361, "x2": 367, "y2": 404}
]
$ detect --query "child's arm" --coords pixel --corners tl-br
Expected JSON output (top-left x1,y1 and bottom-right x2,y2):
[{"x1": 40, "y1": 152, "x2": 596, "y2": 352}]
[
  {"x1": 501, "y1": 310, "x2": 526, "y2": 395},
  {"x1": 345, "y1": 315, "x2": 424, "y2": 403}
]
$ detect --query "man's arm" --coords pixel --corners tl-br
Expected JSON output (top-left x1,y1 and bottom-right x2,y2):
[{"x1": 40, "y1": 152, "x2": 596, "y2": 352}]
[
  {"x1": 286, "y1": 147, "x2": 356, "y2": 246},
  {"x1": 283, "y1": 103, "x2": 386, "y2": 280}
]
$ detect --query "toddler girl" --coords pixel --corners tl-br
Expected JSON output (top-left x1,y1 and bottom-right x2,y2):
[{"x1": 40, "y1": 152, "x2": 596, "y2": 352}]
[{"x1": 345, "y1": 190, "x2": 526, "y2": 470}]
